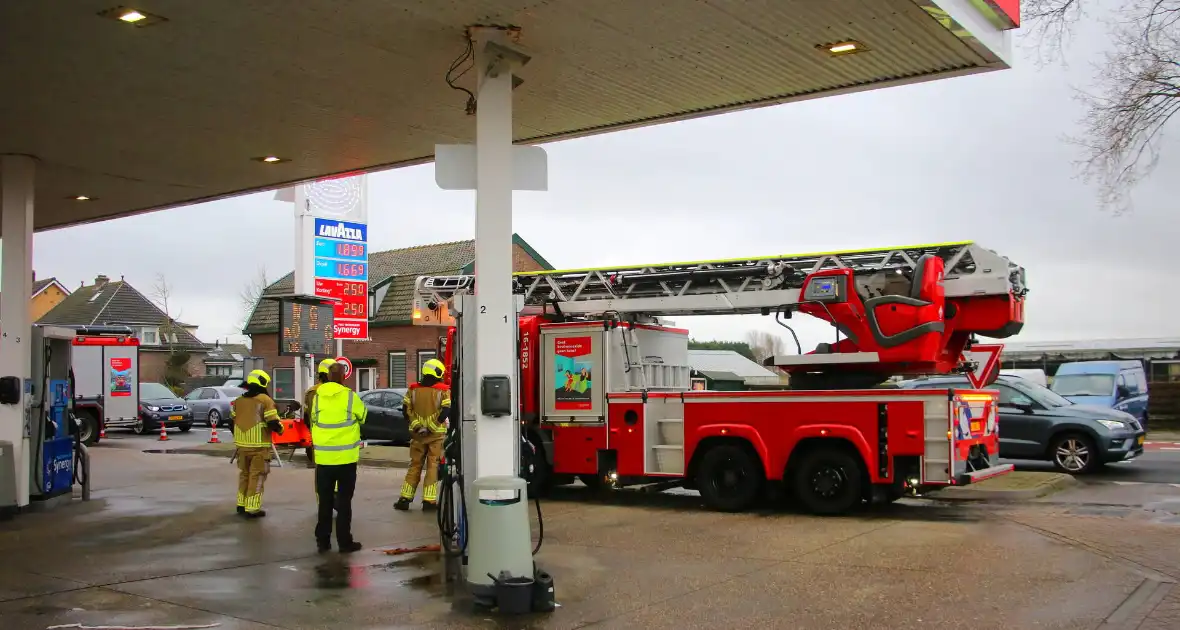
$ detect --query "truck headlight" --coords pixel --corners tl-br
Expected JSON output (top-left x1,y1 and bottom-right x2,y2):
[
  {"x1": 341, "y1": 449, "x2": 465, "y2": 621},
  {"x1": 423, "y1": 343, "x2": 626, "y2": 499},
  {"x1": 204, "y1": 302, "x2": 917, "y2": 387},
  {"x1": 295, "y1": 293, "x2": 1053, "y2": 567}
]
[{"x1": 1098, "y1": 419, "x2": 1128, "y2": 431}]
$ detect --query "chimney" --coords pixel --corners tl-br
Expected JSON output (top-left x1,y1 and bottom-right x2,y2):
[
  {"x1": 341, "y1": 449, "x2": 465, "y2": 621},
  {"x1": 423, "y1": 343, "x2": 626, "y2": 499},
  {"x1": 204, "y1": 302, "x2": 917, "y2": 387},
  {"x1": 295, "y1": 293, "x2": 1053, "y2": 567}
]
[{"x1": 94, "y1": 274, "x2": 109, "y2": 288}]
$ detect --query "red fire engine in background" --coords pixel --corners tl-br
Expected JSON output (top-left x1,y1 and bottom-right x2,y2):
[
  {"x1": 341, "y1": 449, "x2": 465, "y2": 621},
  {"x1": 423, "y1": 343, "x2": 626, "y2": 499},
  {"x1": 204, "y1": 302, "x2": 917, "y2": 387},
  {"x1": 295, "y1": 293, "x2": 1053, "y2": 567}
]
[{"x1": 414, "y1": 241, "x2": 1026, "y2": 515}]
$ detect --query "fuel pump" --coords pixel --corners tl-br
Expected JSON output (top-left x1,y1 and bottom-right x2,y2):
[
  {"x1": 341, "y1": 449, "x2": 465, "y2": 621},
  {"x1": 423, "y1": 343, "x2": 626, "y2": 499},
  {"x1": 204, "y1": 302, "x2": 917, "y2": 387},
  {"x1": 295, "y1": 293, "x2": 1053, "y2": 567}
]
[{"x1": 29, "y1": 325, "x2": 89, "y2": 504}]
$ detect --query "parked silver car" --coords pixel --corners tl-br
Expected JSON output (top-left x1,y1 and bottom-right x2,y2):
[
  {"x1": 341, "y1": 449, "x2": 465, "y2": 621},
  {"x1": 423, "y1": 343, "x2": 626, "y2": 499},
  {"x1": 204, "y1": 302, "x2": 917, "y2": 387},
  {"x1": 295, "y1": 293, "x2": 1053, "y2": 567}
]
[{"x1": 183, "y1": 386, "x2": 245, "y2": 428}]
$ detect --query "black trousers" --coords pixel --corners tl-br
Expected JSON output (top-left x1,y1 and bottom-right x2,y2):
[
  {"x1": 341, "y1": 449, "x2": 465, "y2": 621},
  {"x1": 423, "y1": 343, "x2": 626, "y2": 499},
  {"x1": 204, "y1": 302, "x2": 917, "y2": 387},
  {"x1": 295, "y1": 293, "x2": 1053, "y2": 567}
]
[{"x1": 314, "y1": 463, "x2": 358, "y2": 546}]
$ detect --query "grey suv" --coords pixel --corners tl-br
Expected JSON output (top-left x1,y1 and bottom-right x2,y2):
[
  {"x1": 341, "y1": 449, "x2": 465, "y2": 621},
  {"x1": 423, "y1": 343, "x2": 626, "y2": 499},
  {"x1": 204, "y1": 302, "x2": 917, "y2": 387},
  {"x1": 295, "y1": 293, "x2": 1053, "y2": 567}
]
[{"x1": 899, "y1": 374, "x2": 1145, "y2": 473}]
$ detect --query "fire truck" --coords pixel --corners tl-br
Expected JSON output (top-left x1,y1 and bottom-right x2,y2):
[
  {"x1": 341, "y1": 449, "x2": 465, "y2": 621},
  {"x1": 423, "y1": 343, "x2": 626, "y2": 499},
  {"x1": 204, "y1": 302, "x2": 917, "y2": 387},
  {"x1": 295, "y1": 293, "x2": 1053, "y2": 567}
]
[{"x1": 413, "y1": 241, "x2": 1026, "y2": 515}]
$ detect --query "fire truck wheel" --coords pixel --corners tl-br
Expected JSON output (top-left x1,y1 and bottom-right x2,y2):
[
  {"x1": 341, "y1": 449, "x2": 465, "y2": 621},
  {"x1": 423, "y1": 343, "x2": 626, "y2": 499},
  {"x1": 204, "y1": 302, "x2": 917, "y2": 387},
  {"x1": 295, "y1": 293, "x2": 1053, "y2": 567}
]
[
  {"x1": 76, "y1": 410, "x2": 100, "y2": 445},
  {"x1": 696, "y1": 443, "x2": 765, "y2": 512},
  {"x1": 793, "y1": 447, "x2": 864, "y2": 515}
]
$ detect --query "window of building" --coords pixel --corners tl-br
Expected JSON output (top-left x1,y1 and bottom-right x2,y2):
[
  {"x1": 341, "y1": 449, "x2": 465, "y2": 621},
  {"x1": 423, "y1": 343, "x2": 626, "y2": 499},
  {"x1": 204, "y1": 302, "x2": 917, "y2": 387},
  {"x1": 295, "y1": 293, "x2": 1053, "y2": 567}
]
[
  {"x1": 140, "y1": 327, "x2": 159, "y2": 345},
  {"x1": 416, "y1": 350, "x2": 437, "y2": 383},
  {"x1": 206, "y1": 364, "x2": 233, "y2": 377},
  {"x1": 389, "y1": 351, "x2": 407, "y2": 388},
  {"x1": 356, "y1": 367, "x2": 376, "y2": 392},
  {"x1": 272, "y1": 368, "x2": 295, "y2": 399}
]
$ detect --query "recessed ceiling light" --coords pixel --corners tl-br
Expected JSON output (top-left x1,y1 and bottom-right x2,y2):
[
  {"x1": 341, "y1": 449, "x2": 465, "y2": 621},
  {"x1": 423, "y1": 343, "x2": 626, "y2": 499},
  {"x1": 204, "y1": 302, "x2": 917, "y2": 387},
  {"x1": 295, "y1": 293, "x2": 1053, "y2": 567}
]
[
  {"x1": 253, "y1": 156, "x2": 289, "y2": 164},
  {"x1": 97, "y1": 7, "x2": 167, "y2": 27},
  {"x1": 72, "y1": 195, "x2": 94, "y2": 201},
  {"x1": 820, "y1": 40, "x2": 868, "y2": 56}
]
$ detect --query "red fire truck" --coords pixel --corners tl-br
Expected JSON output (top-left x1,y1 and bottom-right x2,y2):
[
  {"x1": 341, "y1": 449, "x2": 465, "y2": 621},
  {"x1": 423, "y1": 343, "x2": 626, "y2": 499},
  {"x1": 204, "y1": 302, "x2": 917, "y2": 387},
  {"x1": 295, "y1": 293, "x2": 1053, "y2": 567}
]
[{"x1": 413, "y1": 241, "x2": 1025, "y2": 515}]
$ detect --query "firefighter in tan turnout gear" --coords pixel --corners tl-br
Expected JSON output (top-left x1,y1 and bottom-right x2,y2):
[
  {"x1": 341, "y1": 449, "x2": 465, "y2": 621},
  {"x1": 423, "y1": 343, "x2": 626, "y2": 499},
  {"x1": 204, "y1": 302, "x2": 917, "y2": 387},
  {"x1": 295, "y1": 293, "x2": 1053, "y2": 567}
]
[
  {"x1": 394, "y1": 358, "x2": 451, "y2": 511},
  {"x1": 231, "y1": 369, "x2": 283, "y2": 518}
]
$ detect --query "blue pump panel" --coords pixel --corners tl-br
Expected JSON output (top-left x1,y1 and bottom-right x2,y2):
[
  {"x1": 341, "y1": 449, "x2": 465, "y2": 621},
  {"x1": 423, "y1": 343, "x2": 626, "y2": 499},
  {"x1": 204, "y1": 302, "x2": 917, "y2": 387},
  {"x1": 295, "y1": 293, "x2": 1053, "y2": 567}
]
[{"x1": 42, "y1": 436, "x2": 74, "y2": 497}]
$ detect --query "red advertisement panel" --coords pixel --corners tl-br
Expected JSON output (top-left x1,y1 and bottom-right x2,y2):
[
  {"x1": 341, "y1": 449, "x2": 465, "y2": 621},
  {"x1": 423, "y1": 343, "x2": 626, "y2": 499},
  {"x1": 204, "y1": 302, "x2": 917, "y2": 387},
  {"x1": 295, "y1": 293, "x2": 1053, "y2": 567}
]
[
  {"x1": 554, "y1": 336, "x2": 594, "y2": 411},
  {"x1": 110, "y1": 357, "x2": 133, "y2": 397},
  {"x1": 316, "y1": 278, "x2": 368, "y2": 338}
]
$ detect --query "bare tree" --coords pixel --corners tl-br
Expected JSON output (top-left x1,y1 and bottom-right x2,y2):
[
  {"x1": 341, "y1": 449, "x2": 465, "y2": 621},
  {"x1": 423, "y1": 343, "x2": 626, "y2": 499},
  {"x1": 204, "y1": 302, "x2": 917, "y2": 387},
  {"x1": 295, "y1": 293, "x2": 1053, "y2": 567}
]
[
  {"x1": 238, "y1": 265, "x2": 270, "y2": 330},
  {"x1": 149, "y1": 274, "x2": 191, "y2": 392},
  {"x1": 149, "y1": 273, "x2": 184, "y2": 350},
  {"x1": 745, "y1": 330, "x2": 787, "y2": 364},
  {"x1": 1026, "y1": 0, "x2": 1180, "y2": 212}
]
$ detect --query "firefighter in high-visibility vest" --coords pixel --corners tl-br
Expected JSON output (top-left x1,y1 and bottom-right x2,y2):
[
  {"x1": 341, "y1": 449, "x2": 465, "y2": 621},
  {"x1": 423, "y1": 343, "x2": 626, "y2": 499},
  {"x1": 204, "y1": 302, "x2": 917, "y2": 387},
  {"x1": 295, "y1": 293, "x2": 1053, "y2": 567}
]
[
  {"x1": 394, "y1": 358, "x2": 451, "y2": 511},
  {"x1": 302, "y1": 358, "x2": 337, "y2": 468},
  {"x1": 310, "y1": 362, "x2": 367, "y2": 553},
  {"x1": 231, "y1": 369, "x2": 283, "y2": 518}
]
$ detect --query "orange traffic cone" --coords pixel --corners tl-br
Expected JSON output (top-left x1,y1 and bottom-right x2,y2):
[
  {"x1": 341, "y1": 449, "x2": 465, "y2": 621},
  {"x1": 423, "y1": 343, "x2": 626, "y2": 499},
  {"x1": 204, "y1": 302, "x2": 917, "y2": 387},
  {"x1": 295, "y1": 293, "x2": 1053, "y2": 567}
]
[
  {"x1": 98, "y1": 424, "x2": 106, "y2": 440},
  {"x1": 158, "y1": 423, "x2": 169, "y2": 442},
  {"x1": 208, "y1": 425, "x2": 220, "y2": 444}
]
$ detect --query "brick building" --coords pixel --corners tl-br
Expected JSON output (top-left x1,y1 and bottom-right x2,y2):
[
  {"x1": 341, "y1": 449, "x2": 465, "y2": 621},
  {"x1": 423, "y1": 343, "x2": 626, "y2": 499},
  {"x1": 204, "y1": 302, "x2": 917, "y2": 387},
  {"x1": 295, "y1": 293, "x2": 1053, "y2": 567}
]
[
  {"x1": 37, "y1": 274, "x2": 210, "y2": 384},
  {"x1": 244, "y1": 235, "x2": 553, "y2": 398}
]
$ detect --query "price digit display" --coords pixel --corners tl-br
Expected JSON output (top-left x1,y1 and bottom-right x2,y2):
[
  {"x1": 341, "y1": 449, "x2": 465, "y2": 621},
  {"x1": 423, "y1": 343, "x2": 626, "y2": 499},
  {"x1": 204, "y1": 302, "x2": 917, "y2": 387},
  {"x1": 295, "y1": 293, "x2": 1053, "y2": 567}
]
[{"x1": 278, "y1": 300, "x2": 335, "y2": 356}]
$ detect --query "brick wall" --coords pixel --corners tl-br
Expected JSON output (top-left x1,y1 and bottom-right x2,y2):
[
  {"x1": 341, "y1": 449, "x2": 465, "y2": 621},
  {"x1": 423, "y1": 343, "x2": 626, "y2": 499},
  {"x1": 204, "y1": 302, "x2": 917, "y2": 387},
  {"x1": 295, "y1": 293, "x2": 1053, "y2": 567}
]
[
  {"x1": 249, "y1": 243, "x2": 549, "y2": 392},
  {"x1": 139, "y1": 350, "x2": 209, "y2": 384}
]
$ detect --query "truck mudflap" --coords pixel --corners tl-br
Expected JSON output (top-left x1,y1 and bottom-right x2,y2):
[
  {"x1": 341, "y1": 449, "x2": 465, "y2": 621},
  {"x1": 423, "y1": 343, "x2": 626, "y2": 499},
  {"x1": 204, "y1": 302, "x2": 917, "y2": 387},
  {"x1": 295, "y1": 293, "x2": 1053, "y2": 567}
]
[{"x1": 955, "y1": 463, "x2": 1015, "y2": 485}]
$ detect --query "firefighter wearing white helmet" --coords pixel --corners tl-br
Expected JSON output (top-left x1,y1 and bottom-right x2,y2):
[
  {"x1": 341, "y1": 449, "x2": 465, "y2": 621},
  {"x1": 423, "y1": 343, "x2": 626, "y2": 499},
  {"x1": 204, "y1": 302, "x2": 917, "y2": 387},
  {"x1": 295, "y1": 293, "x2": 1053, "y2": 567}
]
[
  {"x1": 231, "y1": 369, "x2": 283, "y2": 518},
  {"x1": 301, "y1": 358, "x2": 337, "y2": 468},
  {"x1": 394, "y1": 358, "x2": 451, "y2": 511}
]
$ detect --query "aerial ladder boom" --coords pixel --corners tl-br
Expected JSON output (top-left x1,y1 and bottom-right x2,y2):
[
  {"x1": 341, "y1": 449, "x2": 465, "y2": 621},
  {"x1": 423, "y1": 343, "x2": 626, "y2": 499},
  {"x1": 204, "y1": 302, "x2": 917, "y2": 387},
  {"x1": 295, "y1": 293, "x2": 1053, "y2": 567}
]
[{"x1": 413, "y1": 241, "x2": 1027, "y2": 386}]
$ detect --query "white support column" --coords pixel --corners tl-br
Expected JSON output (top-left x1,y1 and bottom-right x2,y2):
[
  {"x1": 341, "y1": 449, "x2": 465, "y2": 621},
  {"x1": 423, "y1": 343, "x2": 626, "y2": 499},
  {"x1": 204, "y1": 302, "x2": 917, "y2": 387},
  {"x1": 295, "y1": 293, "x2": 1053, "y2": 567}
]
[
  {"x1": 0, "y1": 154, "x2": 35, "y2": 508},
  {"x1": 291, "y1": 185, "x2": 314, "y2": 398},
  {"x1": 472, "y1": 31, "x2": 520, "y2": 480}
]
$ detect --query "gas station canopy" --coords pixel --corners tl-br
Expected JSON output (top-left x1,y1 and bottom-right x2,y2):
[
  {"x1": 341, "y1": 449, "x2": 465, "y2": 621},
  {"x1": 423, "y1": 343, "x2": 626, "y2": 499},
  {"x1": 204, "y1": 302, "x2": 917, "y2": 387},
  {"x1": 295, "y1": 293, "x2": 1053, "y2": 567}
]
[{"x1": 0, "y1": 0, "x2": 1017, "y2": 234}]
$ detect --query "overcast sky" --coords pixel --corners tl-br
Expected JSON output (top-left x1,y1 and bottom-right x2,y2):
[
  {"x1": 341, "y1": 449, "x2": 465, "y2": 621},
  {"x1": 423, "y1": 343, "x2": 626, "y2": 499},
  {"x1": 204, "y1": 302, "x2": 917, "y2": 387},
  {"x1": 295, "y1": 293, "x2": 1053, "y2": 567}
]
[{"x1": 15, "y1": 5, "x2": 1179, "y2": 351}]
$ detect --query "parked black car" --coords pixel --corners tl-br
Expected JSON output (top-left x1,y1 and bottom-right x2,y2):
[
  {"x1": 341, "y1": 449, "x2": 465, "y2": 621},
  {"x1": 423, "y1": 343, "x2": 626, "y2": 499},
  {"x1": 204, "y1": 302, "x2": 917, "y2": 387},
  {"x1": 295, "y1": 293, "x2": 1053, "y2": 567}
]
[
  {"x1": 899, "y1": 374, "x2": 1145, "y2": 473},
  {"x1": 136, "y1": 382, "x2": 194, "y2": 435},
  {"x1": 358, "y1": 388, "x2": 410, "y2": 444}
]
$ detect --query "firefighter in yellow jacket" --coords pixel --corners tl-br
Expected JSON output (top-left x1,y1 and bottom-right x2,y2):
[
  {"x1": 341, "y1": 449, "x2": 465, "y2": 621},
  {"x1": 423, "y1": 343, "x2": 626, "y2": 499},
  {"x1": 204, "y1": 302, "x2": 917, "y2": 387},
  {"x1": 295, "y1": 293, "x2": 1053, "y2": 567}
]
[
  {"x1": 231, "y1": 370, "x2": 283, "y2": 518},
  {"x1": 394, "y1": 358, "x2": 451, "y2": 511}
]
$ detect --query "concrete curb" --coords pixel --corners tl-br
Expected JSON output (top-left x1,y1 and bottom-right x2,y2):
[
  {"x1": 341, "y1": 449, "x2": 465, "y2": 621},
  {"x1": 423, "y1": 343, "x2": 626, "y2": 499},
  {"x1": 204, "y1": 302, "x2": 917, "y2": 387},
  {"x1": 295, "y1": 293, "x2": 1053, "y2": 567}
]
[
  {"x1": 928, "y1": 473, "x2": 1080, "y2": 502},
  {"x1": 140, "y1": 445, "x2": 412, "y2": 469}
]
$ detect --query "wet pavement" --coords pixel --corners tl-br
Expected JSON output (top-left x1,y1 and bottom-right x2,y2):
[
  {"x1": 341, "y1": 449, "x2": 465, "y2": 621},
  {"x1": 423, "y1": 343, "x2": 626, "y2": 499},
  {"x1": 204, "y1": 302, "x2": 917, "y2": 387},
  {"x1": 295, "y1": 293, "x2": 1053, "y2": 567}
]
[{"x1": 2, "y1": 448, "x2": 1180, "y2": 629}]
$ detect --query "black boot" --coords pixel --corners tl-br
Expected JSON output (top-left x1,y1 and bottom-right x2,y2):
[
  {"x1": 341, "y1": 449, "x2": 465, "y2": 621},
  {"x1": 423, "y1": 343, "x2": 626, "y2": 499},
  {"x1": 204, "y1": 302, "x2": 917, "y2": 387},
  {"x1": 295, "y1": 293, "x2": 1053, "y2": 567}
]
[
  {"x1": 245, "y1": 510, "x2": 267, "y2": 519},
  {"x1": 339, "y1": 541, "x2": 363, "y2": 553},
  {"x1": 422, "y1": 501, "x2": 438, "y2": 512},
  {"x1": 393, "y1": 498, "x2": 411, "y2": 511},
  {"x1": 237, "y1": 506, "x2": 246, "y2": 516},
  {"x1": 317, "y1": 539, "x2": 332, "y2": 553}
]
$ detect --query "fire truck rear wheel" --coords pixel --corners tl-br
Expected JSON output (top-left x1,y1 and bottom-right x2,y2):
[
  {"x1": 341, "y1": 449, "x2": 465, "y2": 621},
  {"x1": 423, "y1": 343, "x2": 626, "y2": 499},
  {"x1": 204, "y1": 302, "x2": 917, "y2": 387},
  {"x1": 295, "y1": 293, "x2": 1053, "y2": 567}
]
[
  {"x1": 696, "y1": 443, "x2": 765, "y2": 512},
  {"x1": 76, "y1": 410, "x2": 100, "y2": 445},
  {"x1": 792, "y1": 447, "x2": 864, "y2": 515}
]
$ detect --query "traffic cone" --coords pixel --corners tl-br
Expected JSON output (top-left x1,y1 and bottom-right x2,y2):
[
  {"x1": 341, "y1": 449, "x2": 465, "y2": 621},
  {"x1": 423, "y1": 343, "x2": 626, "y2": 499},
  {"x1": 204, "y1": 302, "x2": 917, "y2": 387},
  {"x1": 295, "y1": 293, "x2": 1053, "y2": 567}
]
[
  {"x1": 98, "y1": 425, "x2": 106, "y2": 440},
  {"x1": 208, "y1": 425, "x2": 220, "y2": 444},
  {"x1": 159, "y1": 423, "x2": 169, "y2": 442}
]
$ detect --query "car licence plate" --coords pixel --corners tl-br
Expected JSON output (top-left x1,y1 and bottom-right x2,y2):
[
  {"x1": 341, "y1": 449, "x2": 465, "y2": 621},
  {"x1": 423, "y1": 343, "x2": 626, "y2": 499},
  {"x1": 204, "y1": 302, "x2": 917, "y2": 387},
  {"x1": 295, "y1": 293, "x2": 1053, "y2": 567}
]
[
  {"x1": 168, "y1": 415, "x2": 183, "y2": 421},
  {"x1": 1137, "y1": 435, "x2": 1145, "y2": 445}
]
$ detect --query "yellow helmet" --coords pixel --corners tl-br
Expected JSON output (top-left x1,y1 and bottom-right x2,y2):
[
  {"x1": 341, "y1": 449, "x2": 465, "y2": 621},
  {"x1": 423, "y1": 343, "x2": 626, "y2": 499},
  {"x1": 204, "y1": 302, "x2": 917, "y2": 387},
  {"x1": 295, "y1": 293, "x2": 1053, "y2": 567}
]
[
  {"x1": 422, "y1": 358, "x2": 446, "y2": 379},
  {"x1": 246, "y1": 369, "x2": 270, "y2": 388},
  {"x1": 317, "y1": 358, "x2": 337, "y2": 375}
]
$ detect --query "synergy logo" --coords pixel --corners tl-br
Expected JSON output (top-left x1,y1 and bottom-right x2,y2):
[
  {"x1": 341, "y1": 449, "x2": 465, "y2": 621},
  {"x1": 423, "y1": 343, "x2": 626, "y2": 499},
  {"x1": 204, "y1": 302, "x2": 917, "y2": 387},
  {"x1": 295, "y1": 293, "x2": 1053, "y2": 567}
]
[
  {"x1": 334, "y1": 321, "x2": 364, "y2": 337},
  {"x1": 314, "y1": 218, "x2": 367, "y2": 242}
]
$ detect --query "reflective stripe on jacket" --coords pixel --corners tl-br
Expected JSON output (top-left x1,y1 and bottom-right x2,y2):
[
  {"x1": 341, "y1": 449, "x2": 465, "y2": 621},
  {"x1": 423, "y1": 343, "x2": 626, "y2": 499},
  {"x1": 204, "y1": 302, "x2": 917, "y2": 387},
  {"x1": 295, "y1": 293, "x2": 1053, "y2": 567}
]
[
  {"x1": 231, "y1": 393, "x2": 280, "y2": 447},
  {"x1": 403, "y1": 383, "x2": 451, "y2": 435},
  {"x1": 310, "y1": 382, "x2": 367, "y2": 465}
]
